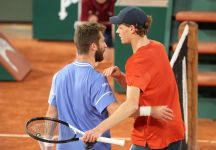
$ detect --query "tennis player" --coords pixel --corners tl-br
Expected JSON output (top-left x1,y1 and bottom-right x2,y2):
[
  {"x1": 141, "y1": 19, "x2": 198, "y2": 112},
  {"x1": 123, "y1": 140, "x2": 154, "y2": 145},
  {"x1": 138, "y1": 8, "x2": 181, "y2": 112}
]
[
  {"x1": 82, "y1": 7, "x2": 185, "y2": 150},
  {"x1": 42, "y1": 23, "x2": 119, "y2": 150}
]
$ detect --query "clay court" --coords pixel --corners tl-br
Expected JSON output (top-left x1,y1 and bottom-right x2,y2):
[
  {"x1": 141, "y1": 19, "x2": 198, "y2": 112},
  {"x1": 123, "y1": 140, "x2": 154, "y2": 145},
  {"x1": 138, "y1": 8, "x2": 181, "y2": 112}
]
[{"x1": 0, "y1": 24, "x2": 216, "y2": 150}]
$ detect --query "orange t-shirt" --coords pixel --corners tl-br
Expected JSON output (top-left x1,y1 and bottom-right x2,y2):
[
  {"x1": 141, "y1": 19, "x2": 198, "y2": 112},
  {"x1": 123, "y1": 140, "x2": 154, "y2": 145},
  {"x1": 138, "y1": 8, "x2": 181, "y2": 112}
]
[{"x1": 126, "y1": 40, "x2": 185, "y2": 149}]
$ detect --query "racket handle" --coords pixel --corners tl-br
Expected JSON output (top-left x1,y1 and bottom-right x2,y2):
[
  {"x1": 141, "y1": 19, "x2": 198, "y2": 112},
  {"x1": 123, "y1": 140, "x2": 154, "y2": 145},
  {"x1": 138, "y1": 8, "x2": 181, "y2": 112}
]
[
  {"x1": 97, "y1": 137, "x2": 125, "y2": 146},
  {"x1": 69, "y1": 124, "x2": 125, "y2": 146}
]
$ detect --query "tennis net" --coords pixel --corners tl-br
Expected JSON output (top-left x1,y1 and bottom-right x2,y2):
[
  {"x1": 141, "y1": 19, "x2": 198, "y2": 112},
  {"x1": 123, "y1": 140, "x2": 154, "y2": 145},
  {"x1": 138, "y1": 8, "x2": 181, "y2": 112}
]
[{"x1": 170, "y1": 22, "x2": 198, "y2": 150}]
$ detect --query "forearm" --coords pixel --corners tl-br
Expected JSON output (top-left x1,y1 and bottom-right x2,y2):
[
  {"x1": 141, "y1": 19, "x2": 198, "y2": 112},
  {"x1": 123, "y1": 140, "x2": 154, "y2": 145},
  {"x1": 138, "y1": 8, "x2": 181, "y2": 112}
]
[
  {"x1": 46, "y1": 105, "x2": 58, "y2": 118},
  {"x1": 139, "y1": 106, "x2": 151, "y2": 116},
  {"x1": 107, "y1": 101, "x2": 122, "y2": 116},
  {"x1": 130, "y1": 106, "x2": 151, "y2": 117},
  {"x1": 80, "y1": 0, "x2": 89, "y2": 21},
  {"x1": 138, "y1": 106, "x2": 174, "y2": 121},
  {"x1": 115, "y1": 72, "x2": 127, "y2": 88},
  {"x1": 97, "y1": 100, "x2": 138, "y2": 133}
]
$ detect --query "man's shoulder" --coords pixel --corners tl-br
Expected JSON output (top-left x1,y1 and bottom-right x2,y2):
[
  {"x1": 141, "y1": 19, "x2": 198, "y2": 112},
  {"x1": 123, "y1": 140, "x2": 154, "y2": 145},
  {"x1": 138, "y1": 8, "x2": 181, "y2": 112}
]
[
  {"x1": 51, "y1": 64, "x2": 72, "y2": 81},
  {"x1": 90, "y1": 69, "x2": 107, "y2": 82},
  {"x1": 57, "y1": 64, "x2": 73, "y2": 74},
  {"x1": 150, "y1": 40, "x2": 165, "y2": 49}
]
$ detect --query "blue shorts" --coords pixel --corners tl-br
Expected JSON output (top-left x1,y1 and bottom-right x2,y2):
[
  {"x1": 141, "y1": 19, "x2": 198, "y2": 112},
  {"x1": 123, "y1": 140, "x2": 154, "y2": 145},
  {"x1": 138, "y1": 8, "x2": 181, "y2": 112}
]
[{"x1": 130, "y1": 140, "x2": 182, "y2": 150}]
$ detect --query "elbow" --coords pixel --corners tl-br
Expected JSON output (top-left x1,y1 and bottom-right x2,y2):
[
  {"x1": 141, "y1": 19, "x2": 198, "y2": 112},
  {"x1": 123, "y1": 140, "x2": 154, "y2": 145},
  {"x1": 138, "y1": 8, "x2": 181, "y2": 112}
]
[{"x1": 131, "y1": 104, "x2": 139, "y2": 114}]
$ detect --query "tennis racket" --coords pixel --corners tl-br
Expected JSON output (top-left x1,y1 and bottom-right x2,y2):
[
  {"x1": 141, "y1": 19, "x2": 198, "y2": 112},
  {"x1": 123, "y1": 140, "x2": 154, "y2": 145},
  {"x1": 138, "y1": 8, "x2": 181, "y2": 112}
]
[{"x1": 25, "y1": 117, "x2": 125, "y2": 146}]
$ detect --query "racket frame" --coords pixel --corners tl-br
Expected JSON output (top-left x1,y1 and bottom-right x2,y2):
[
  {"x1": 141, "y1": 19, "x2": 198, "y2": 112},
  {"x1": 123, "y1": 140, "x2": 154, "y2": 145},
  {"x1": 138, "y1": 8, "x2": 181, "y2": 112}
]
[
  {"x1": 26, "y1": 117, "x2": 125, "y2": 146},
  {"x1": 26, "y1": 117, "x2": 79, "y2": 143}
]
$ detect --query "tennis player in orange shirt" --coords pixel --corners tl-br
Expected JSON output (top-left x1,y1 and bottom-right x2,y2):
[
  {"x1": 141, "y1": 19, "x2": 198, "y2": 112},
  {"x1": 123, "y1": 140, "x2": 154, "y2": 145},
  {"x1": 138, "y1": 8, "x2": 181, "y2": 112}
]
[{"x1": 82, "y1": 6, "x2": 185, "y2": 150}]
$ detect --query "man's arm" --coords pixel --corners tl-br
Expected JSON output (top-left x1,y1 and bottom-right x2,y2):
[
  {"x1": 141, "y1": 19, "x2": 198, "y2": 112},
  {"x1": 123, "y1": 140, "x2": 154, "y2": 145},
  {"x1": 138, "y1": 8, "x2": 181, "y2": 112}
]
[
  {"x1": 80, "y1": 0, "x2": 89, "y2": 21},
  {"x1": 106, "y1": 101, "x2": 122, "y2": 116},
  {"x1": 103, "y1": 66, "x2": 173, "y2": 120},
  {"x1": 103, "y1": 66, "x2": 127, "y2": 88},
  {"x1": 130, "y1": 106, "x2": 173, "y2": 121},
  {"x1": 106, "y1": 92, "x2": 173, "y2": 121},
  {"x1": 140, "y1": 106, "x2": 173, "y2": 121},
  {"x1": 38, "y1": 105, "x2": 57, "y2": 150},
  {"x1": 46, "y1": 104, "x2": 58, "y2": 118},
  {"x1": 82, "y1": 86, "x2": 139, "y2": 143}
]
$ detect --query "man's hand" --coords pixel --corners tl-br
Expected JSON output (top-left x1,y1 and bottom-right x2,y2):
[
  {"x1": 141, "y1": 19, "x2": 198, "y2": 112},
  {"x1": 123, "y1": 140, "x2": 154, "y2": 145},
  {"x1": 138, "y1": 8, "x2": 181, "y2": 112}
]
[
  {"x1": 81, "y1": 127, "x2": 102, "y2": 143},
  {"x1": 103, "y1": 66, "x2": 127, "y2": 88},
  {"x1": 103, "y1": 66, "x2": 122, "y2": 79},
  {"x1": 151, "y1": 106, "x2": 174, "y2": 121},
  {"x1": 88, "y1": 15, "x2": 98, "y2": 23}
]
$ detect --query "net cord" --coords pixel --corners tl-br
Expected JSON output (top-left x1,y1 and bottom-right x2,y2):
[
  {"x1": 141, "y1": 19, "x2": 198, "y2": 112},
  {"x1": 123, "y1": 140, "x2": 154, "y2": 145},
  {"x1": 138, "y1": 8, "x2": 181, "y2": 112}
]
[{"x1": 170, "y1": 25, "x2": 189, "y2": 68}]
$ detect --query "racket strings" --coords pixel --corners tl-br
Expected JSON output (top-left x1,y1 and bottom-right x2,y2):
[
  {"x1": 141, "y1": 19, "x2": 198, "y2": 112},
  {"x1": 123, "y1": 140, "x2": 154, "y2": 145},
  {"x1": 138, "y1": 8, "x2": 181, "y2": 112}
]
[{"x1": 27, "y1": 119, "x2": 77, "y2": 142}]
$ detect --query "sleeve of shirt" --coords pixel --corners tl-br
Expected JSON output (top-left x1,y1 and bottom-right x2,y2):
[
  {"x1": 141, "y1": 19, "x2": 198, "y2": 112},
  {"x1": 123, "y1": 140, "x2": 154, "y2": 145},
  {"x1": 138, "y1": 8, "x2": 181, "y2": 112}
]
[
  {"x1": 48, "y1": 73, "x2": 58, "y2": 106},
  {"x1": 80, "y1": 0, "x2": 89, "y2": 21},
  {"x1": 126, "y1": 58, "x2": 152, "y2": 92},
  {"x1": 109, "y1": 0, "x2": 115, "y2": 16},
  {"x1": 91, "y1": 75, "x2": 116, "y2": 114}
]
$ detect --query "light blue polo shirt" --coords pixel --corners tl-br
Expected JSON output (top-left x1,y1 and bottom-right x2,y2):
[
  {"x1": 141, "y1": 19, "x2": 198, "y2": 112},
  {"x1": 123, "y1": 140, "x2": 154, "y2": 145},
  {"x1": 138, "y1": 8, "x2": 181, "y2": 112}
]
[{"x1": 48, "y1": 61, "x2": 116, "y2": 150}]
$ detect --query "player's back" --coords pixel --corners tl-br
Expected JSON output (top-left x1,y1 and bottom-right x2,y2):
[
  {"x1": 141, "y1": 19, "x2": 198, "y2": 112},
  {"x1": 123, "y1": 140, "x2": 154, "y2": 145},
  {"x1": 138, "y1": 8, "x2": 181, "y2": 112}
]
[{"x1": 52, "y1": 61, "x2": 114, "y2": 150}]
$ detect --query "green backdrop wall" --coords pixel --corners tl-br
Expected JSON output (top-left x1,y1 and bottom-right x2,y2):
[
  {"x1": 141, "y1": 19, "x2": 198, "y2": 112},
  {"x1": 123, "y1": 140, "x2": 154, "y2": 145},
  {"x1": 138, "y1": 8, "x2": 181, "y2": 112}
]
[{"x1": 0, "y1": 0, "x2": 32, "y2": 22}]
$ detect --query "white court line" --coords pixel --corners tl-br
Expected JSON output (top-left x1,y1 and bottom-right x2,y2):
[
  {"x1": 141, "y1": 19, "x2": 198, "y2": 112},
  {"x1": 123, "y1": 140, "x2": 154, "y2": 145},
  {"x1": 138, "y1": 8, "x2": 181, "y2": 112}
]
[
  {"x1": 0, "y1": 134, "x2": 216, "y2": 144},
  {"x1": 198, "y1": 139, "x2": 216, "y2": 144},
  {"x1": 113, "y1": 138, "x2": 216, "y2": 144},
  {"x1": 0, "y1": 134, "x2": 29, "y2": 138}
]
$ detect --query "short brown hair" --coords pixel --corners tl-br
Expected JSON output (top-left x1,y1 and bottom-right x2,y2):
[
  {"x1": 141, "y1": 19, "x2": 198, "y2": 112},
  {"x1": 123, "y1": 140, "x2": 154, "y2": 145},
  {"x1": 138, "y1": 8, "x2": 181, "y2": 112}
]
[
  {"x1": 135, "y1": 16, "x2": 152, "y2": 37},
  {"x1": 74, "y1": 22, "x2": 106, "y2": 54},
  {"x1": 124, "y1": 15, "x2": 152, "y2": 37}
]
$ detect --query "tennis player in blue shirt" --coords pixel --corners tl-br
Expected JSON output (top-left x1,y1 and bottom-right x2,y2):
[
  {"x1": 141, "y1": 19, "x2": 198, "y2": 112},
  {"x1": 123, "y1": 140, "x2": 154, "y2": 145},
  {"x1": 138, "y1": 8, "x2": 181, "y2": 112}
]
[{"x1": 40, "y1": 23, "x2": 119, "y2": 150}]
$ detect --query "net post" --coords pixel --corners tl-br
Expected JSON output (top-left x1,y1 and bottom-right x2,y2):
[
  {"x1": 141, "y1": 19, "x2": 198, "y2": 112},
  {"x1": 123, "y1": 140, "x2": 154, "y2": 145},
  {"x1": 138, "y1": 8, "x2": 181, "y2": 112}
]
[{"x1": 178, "y1": 21, "x2": 198, "y2": 150}]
